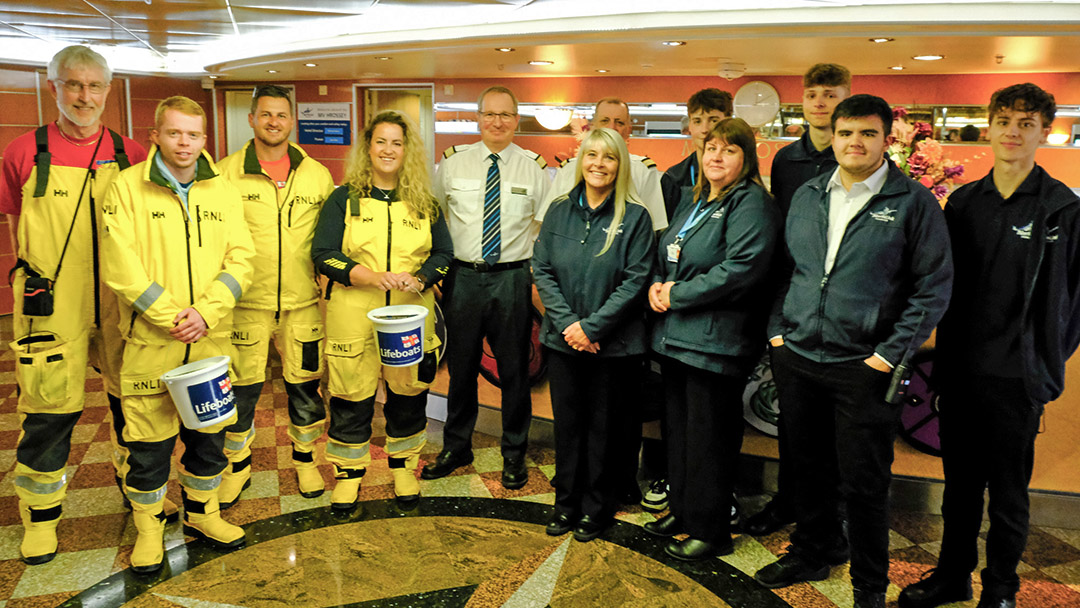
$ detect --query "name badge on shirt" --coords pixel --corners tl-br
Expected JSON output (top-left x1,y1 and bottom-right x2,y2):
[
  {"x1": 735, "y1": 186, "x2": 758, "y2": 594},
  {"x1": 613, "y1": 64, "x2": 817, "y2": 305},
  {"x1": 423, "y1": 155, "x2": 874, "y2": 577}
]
[
  {"x1": 511, "y1": 186, "x2": 528, "y2": 195},
  {"x1": 666, "y1": 242, "x2": 681, "y2": 263}
]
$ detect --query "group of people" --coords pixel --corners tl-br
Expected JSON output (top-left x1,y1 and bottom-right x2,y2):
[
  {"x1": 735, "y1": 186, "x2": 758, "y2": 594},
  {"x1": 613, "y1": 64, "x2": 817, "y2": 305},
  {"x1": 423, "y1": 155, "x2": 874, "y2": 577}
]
[{"x1": 3, "y1": 45, "x2": 1077, "y2": 608}]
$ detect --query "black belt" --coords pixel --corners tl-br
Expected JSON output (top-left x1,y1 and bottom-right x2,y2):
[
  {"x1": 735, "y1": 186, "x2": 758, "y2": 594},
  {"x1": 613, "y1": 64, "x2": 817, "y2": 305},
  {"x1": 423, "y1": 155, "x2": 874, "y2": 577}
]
[{"x1": 452, "y1": 259, "x2": 529, "y2": 272}]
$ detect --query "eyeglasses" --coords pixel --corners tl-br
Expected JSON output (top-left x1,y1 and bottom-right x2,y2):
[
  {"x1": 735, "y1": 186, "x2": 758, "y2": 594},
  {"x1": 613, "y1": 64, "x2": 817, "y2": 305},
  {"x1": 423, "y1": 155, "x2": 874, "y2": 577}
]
[
  {"x1": 479, "y1": 112, "x2": 517, "y2": 123},
  {"x1": 56, "y1": 79, "x2": 108, "y2": 94}
]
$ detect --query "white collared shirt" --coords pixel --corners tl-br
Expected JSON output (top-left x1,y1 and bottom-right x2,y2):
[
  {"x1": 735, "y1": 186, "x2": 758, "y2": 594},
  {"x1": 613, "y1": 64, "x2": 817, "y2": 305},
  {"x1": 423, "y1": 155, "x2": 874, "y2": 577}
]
[
  {"x1": 539, "y1": 152, "x2": 668, "y2": 231},
  {"x1": 823, "y1": 160, "x2": 889, "y2": 273},
  {"x1": 433, "y1": 141, "x2": 550, "y2": 263}
]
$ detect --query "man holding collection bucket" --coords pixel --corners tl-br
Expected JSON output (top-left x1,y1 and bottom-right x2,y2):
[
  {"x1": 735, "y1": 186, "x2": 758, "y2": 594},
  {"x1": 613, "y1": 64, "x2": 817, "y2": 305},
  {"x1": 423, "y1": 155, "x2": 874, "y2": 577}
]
[
  {"x1": 101, "y1": 96, "x2": 255, "y2": 572},
  {"x1": 216, "y1": 85, "x2": 335, "y2": 508},
  {"x1": 312, "y1": 110, "x2": 452, "y2": 508}
]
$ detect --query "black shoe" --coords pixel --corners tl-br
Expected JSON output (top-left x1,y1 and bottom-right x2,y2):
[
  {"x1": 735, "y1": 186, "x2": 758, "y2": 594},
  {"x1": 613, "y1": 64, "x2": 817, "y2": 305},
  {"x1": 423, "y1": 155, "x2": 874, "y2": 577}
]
[
  {"x1": 854, "y1": 588, "x2": 886, "y2": 608},
  {"x1": 754, "y1": 552, "x2": 830, "y2": 588},
  {"x1": 644, "y1": 514, "x2": 680, "y2": 537},
  {"x1": 501, "y1": 456, "x2": 528, "y2": 490},
  {"x1": 546, "y1": 512, "x2": 575, "y2": 536},
  {"x1": 573, "y1": 515, "x2": 608, "y2": 542},
  {"x1": 665, "y1": 537, "x2": 733, "y2": 561},
  {"x1": 975, "y1": 592, "x2": 1016, "y2": 608},
  {"x1": 744, "y1": 497, "x2": 795, "y2": 536},
  {"x1": 898, "y1": 569, "x2": 972, "y2": 608},
  {"x1": 420, "y1": 449, "x2": 473, "y2": 480}
]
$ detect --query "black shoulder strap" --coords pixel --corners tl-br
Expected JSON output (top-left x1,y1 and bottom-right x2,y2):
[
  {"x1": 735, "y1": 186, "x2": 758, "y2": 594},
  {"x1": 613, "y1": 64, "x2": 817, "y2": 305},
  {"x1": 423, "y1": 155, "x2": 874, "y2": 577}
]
[
  {"x1": 108, "y1": 129, "x2": 130, "y2": 170},
  {"x1": 32, "y1": 125, "x2": 51, "y2": 198},
  {"x1": 349, "y1": 190, "x2": 360, "y2": 216}
]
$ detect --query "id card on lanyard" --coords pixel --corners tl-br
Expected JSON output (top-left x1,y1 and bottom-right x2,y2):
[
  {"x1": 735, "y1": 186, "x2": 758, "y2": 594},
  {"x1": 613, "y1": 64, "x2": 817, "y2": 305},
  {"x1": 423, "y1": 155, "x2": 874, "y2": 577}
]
[{"x1": 667, "y1": 197, "x2": 711, "y2": 263}]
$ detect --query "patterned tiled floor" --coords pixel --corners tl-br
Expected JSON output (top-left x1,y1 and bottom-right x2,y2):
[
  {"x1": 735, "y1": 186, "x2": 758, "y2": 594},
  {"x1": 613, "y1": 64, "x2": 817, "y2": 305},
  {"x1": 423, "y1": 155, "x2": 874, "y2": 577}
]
[{"x1": 1, "y1": 342, "x2": 1080, "y2": 606}]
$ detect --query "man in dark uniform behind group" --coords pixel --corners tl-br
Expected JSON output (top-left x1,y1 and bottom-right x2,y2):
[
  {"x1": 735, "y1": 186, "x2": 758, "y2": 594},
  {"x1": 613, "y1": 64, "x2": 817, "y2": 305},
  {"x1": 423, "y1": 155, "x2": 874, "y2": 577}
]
[{"x1": 744, "y1": 63, "x2": 851, "y2": 538}]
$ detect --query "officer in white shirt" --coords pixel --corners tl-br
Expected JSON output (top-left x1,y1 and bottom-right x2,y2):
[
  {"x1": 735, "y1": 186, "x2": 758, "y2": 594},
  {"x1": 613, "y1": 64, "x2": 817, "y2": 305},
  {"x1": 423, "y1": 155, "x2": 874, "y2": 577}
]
[
  {"x1": 541, "y1": 97, "x2": 668, "y2": 231},
  {"x1": 424, "y1": 85, "x2": 550, "y2": 489}
]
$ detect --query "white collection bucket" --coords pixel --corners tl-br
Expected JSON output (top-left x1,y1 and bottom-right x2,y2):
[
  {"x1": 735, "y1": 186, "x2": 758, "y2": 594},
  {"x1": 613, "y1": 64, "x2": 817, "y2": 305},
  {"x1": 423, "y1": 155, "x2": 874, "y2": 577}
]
[
  {"x1": 367, "y1": 304, "x2": 428, "y2": 367},
  {"x1": 160, "y1": 356, "x2": 236, "y2": 430}
]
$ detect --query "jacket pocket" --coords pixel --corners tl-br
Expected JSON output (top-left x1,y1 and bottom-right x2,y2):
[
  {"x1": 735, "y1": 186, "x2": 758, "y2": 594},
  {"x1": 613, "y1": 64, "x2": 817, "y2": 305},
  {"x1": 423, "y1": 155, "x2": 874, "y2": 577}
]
[
  {"x1": 326, "y1": 337, "x2": 364, "y2": 395},
  {"x1": 10, "y1": 335, "x2": 71, "y2": 408}
]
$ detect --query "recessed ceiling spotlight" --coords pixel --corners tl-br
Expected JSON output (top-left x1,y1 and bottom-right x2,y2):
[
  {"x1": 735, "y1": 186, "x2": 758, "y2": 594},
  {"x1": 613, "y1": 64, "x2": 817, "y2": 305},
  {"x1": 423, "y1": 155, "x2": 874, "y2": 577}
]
[
  {"x1": 529, "y1": 60, "x2": 554, "y2": 66},
  {"x1": 495, "y1": 47, "x2": 515, "y2": 52},
  {"x1": 375, "y1": 56, "x2": 392, "y2": 61},
  {"x1": 267, "y1": 70, "x2": 278, "y2": 73},
  {"x1": 912, "y1": 54, "x2": 944, "y2": 61},
  {"x1": 662, "y1": 41, "x2": 686, "y2": 47},
  {"x1": 889, "y1": 65, "x2": 905, "y2": 71},
  {"x1": 208, "y1": 75, "x2": 219, "y2": 79},
  {"x1": 305, "y1": 63, "x2": 317, "y2": 67},
  {"x1": 870, "y1": 37, "x2": 895, "y2": 43},
  {"x1": 595, "y1": 69, "x2": 609, "y2": 73}
]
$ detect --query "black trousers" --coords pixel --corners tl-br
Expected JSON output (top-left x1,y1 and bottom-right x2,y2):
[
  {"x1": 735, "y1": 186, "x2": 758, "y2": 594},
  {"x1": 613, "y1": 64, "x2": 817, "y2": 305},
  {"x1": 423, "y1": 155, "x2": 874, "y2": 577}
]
[
  {"x1": 661, "y1": 356, "x2": 746, "y2": 545},
  {"x1": 936, "y1": 374, "x2": 1041, "y2": 598},
  {"x1": 442, "y1": 264, "x2": 533, "y2": 459},
  {"x1": 771, "y1": 345, "x2": 899, "y2": 593},
  {"x1": 548, "y1": 349, "x2": 638, "y2": 519}
]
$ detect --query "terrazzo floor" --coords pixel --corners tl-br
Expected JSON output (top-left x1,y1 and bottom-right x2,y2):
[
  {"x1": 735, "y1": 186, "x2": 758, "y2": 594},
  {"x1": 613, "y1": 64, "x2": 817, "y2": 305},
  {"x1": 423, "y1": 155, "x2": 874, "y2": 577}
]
[{"x1": 1, "y1": 345, "x2": 1080, "y2": 607}]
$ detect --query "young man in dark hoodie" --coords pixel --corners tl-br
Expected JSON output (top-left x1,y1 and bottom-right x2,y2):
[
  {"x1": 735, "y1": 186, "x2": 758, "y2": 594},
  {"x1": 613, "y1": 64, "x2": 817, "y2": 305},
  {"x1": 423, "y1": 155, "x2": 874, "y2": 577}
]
[{"x1": 899, "y1": 83, "x2": 1080, "y2": 608}]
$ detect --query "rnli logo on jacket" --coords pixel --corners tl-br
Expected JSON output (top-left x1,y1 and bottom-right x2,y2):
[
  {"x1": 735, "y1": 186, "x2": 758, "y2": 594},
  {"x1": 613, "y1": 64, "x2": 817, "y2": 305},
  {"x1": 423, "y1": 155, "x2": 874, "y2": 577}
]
[
  {"x1": 201, "y1": 209, "x2": 224, "y2": 222},
  {"x1": 870, "y1": 207, "x2": 897, "y2": 223},
  {"x1": 1013, "y1": 222, "x2": 1032, "y2": 240},
  {"x1": 293, "y1": 195, "x2": 320, "y2": 205},
  {"x1": 185, "y1": 370, "x2": 236, "y2": 423},
  {"x1": 402, "y1": 218, "x2": 422, "y2": 230}
]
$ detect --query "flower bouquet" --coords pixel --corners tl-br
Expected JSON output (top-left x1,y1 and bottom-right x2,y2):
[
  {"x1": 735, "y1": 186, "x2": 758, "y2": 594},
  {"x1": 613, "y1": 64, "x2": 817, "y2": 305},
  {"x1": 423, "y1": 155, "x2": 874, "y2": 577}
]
[{"x1": 887, "y1": 107, "x2": 966, "y2": 204}]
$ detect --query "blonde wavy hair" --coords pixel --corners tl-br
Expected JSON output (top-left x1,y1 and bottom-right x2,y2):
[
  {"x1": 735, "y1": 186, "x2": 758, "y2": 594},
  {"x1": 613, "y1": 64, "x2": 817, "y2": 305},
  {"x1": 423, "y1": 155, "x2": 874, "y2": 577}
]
[
  {"x1": 572, "y1": 127, "x2": 640, "y2": 256},
  {"x1": 344, "y1": 110, "x2": 437, "y2": 220}
]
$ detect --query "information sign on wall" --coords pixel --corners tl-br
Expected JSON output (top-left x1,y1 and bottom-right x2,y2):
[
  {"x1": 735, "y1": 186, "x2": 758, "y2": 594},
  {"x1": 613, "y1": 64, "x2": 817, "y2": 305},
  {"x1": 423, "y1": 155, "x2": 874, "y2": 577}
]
[{"x1": 297, "y1": 103, "x2": 351, "y2": 145}]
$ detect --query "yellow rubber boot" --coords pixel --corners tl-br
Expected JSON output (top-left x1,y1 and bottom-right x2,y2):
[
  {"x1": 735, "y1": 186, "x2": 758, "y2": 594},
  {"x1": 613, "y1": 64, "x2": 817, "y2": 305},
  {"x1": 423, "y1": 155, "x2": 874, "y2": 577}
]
[
  {"x1": 181, "y1": 485, "x2": 245, "y2": 549},
  {"x1": 19, "y1": 501, "x2": 61, "y2": 565},
  {"x1": 330, "y1": 465, "x2": 366, "y2": 511},
  {"x1": 116, "y1": 475, "x2": 179, "y2": 523},
  {"x1": 386, "y1": 428, "x2": 426, "y2": 505},
  {"x1": 289, "y1": 421, "x2": 325, "y2": 498},
  {"x1": 130, "y1": 497, "x2": 168, "y2": 573},
  {"x1": 218, "y1": 425, "x2": 254, "y2": 510}
]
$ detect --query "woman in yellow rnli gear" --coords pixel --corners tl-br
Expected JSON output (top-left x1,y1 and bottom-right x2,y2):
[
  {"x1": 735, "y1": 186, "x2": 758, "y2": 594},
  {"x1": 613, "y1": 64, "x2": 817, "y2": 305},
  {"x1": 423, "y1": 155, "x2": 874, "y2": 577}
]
[
  {"x1": 312, "y1": 110, "x2": 452, "y2": 509},
  {"x1": 100, "y1": 97, "x2": 256, "y2": 573}
]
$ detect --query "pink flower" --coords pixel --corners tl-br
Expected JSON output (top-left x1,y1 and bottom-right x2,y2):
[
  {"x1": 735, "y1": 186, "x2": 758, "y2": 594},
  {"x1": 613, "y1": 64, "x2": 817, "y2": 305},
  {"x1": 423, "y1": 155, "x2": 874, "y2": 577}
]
[{"x1": 944, "y1": 164, "x2": 965, "y2": 179}]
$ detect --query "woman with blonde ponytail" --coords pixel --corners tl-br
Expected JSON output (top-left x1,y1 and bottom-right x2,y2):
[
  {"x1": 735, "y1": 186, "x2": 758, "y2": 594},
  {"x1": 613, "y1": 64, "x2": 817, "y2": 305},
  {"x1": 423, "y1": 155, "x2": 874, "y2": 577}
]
[{"x1": 532, "y1": 127, "x2": 656, "y2": 542}]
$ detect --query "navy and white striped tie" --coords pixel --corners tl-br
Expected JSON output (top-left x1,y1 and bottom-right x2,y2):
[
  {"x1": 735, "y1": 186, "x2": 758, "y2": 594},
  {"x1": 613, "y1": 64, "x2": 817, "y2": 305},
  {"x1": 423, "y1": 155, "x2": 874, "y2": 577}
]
[{"x1": 482, "y1": 153, "x2": 501, "y2": 264}]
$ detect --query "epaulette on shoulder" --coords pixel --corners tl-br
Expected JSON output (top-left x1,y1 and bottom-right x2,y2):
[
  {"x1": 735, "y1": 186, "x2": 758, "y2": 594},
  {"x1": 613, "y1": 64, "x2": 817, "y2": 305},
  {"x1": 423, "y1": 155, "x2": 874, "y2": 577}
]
[
  {"x1": 638, "y1": 156, "x2": 657, "y2": 170},
  {"x1": 527, "y1": 151, "x2": 548, "y2": 169},
  {"x1": 558, "y1": 157, "x2": 572, "y2": 168},
  {"x1": 442, "y1": 145, "x2": 466, "y2": 159}
]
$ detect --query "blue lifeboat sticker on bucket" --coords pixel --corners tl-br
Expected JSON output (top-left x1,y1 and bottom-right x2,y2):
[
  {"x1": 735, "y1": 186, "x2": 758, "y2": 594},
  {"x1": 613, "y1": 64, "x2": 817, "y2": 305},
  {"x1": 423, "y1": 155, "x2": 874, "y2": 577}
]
[
  {"x1": 186, "y1": 372, "x2": 237, "y2": 423},
  {"x1": 377, "y1": 329, "x2": 424, "y2": 365}
]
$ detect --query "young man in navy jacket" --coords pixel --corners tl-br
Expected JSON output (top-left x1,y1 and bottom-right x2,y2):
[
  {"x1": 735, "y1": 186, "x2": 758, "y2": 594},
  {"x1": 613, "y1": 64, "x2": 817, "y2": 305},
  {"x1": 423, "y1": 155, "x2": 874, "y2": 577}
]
[
  {"x1": 899, "y1": 84, "x2": 1080, "y2": 608},
  {"x1": 755, "y1": 94, "x2": 953, "y2": 608},
  {"x1": 744, "y1": 62, "x2": 851, "y2": 538}
]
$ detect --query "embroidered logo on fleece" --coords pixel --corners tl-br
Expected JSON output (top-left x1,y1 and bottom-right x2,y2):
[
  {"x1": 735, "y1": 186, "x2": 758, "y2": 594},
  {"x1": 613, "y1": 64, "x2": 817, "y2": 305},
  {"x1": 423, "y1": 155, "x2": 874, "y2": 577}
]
[
  {"x1": 870, "y1": 207, "x2": 897, "y2": 223},
  {"x1": 1012, "y1": 222, "x2": 1032, "y2": 240}
]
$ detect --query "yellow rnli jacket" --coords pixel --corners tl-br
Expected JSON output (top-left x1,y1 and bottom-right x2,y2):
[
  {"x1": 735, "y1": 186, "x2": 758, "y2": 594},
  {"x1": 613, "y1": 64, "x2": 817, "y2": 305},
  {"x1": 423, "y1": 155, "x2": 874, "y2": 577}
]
[
  {"x1": 216, "y1": 141, "x2": 334, "y2": 312},
  {"x1": 100, "y1": 148, "x2": 256, "y2": 345}
]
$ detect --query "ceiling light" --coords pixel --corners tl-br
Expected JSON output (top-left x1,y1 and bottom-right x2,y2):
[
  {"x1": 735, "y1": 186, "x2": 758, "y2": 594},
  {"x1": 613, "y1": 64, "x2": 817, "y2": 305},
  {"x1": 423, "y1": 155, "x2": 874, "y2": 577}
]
[
  {"x1": 267, "y1": 70, "x2": 278, "y2": 73},
  {"x1": 495, "y1": 47, "x2": 515, "y2": 52},
  {"x1": 305, "y1": 63, "x2": 317, "y2": 67},
  {"x1": 662, "y1": 41, "x2": 686, "y2": 47},
  {"x1": 912, "y1": 54, "x2": 944, "y2": 61},
  {"x1": 889, "y1": 65, "x2": 905, "y2": 71},
  {"x1": 208, "y1": 75, "x2": 219, "y2": 79},
  {"x1": 529, "y1": 60, "x2": 554, "y2": 66},
  {"x1": 375, "y1": 56, "x2": 392, "y2": 61},
  {"x1": 870, "y1": 37, "x2": 894, "y2": 43},
  {"x1": 534, "y1": 107, "x2": 573, "y2": 130},
  {"x1": 595, "y1": 69, "x2": 609, "y2": 73},
  {"x1": 1047, "y1": 133, "x2": 1069, "y2": 146}
]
